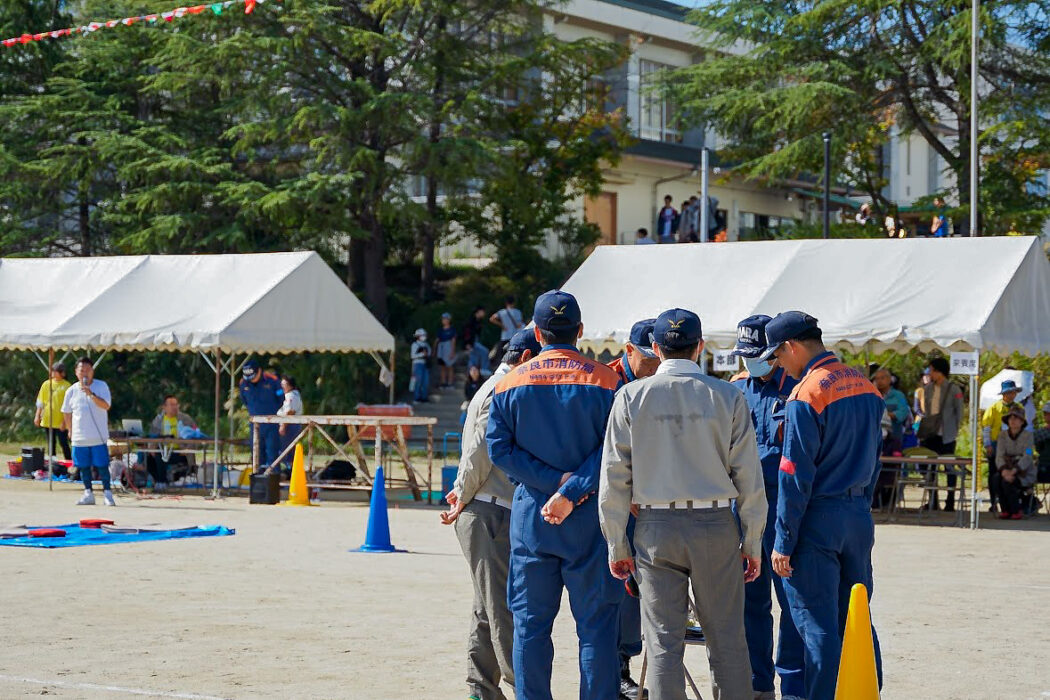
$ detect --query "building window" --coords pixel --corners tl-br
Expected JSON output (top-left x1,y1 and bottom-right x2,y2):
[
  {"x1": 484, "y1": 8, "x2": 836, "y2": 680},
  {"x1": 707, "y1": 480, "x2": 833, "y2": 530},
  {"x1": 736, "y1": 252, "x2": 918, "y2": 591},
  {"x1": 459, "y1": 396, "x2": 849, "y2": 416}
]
[{"x1": 638, "y1": 60, "x2": 681, "y2": 143}]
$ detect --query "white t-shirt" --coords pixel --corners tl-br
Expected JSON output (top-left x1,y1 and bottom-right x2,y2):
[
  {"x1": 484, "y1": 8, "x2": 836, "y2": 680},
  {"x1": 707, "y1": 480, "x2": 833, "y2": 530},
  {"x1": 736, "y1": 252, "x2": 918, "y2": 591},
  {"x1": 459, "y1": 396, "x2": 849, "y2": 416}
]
[
  {"x1": 60, "y1": 379, "x2": 111, "y2": 447},
  {"x1": 497, "y1": 308, "x2": 524, "y2": 341},
  {"x1": 277, "y1": 389, "x2": 304, "y2": 416}
]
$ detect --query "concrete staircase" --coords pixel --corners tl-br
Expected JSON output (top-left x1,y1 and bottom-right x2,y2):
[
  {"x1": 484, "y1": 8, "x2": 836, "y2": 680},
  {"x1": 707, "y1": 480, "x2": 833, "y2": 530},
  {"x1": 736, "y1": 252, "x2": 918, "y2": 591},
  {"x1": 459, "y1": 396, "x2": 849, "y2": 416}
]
[{"x1": 407, "y1": 372, "x2": 467, "y2": 464}]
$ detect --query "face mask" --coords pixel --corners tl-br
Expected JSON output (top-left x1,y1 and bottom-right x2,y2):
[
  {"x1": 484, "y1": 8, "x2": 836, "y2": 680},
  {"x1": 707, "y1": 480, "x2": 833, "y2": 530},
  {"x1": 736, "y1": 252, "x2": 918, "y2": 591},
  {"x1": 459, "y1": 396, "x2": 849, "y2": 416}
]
[{"x1": 743, "y1": 356, "x2": 774, "y2": 378}]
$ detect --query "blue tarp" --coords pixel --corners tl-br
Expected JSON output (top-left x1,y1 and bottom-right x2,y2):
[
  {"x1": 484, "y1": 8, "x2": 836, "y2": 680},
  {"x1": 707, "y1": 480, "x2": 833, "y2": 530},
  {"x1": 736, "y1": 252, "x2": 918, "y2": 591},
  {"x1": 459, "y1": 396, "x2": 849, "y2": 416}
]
[{"x1": 0, "y1": 524, "x2": 235, "y2": 548}]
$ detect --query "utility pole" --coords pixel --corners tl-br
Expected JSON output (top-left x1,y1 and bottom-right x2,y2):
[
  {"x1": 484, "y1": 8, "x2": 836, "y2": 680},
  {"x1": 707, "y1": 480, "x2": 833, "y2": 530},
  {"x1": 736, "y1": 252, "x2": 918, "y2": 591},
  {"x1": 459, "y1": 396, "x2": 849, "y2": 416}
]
[
  {"x1": 970, "y1": 0, "x2": 979, "y2": 236},
  {"x1": 700, "y1": 147, "x2": 710, "y2": 243},
  {"x1": 822, "y1": 132, "x2": 831, "y2": 239}
]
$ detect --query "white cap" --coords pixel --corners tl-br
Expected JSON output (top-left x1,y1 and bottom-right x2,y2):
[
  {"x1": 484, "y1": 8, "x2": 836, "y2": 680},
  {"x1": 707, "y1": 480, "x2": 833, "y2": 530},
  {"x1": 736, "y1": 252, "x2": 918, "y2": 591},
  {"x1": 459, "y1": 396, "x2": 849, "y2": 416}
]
[{"x1": 414, "y1": 328, "x2": 426, "y2": 338}]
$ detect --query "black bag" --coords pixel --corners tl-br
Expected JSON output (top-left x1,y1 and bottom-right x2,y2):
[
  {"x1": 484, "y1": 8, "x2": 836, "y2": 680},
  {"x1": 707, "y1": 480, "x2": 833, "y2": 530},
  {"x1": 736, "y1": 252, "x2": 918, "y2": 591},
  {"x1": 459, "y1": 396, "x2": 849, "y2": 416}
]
[
  {"x1": 916, "y1": 414, "x2": 942, "y2": 440},
  {"x1": 317, "y1": 459, "x2": 357, "y2": 481}
]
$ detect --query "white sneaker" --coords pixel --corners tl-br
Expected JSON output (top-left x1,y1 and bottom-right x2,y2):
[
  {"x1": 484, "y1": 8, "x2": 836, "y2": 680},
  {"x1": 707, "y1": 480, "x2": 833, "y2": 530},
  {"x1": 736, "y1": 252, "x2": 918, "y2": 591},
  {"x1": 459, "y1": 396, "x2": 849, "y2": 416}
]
[
  {"x1": 76, "y1": 490, "x2": 95, "y2": 506},
  {"x1": 103, "y1": 490, "x2": 117, "y2": 507}
]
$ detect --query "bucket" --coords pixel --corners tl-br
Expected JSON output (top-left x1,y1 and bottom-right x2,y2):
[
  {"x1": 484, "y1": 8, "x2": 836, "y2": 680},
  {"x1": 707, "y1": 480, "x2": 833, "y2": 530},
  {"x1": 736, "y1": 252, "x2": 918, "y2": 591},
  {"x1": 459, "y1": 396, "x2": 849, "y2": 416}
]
[{"x1": 7, "y1": 460, "x2": 23, "y2": 477}]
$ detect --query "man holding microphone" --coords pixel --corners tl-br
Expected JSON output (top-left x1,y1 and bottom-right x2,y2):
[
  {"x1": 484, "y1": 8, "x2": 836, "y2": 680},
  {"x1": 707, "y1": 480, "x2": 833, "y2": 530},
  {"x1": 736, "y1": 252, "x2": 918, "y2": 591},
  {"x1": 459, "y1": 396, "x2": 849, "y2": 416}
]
[{"x1": 61, "y1": 357, "x2": 115, "y2": 507}]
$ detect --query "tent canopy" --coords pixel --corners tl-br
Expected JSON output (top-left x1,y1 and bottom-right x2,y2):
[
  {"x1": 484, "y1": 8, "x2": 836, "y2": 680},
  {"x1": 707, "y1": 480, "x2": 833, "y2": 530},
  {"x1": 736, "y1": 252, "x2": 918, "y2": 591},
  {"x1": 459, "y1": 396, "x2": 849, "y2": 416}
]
[
  {"x1": 562, "y1": 236, "x2": 1050, "y2": 357},
  {"x1": 0, "y1": 252, "x2": 393, "y2": 354}
]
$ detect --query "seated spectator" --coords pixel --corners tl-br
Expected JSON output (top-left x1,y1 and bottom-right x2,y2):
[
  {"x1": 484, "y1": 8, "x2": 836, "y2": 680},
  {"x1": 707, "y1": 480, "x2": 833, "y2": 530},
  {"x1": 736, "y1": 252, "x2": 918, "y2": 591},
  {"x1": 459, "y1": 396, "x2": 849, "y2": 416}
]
[
  {"x1": 464, "y1": 340, "x2": 491, "y2": 377},
  {"x1": 1035, "y1": 401, "x2": 1050, "y2": 486},
  {"x1": 147, "y1": 395, "x2": 198, "y2": 491},
  {"x1": 872, "y1": 368, "x2": 909, "y2": 454},
  {"x1": 635, "y1": 227, "x2": 655, "y2": 245},
  {"x1": 464, "y1": 365, "x2": 484, "y2": 403},
  {"x1": 994, "y1": 406, "x2": 1035, "y2": 520}
]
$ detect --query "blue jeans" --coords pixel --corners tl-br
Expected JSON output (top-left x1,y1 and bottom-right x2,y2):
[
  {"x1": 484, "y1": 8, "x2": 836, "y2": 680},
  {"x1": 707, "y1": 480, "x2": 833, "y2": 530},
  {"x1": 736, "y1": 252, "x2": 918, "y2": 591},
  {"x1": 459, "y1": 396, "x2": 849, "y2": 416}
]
[
  {"x1": 73, "y1": 444, "x2": 111, "y2": 491},
  {"x1": 782, "y1": 497, "x2": 883, "y2": 700},
  {"x1": 413, "y1": 362, "x2": 429, "y2": 401}
]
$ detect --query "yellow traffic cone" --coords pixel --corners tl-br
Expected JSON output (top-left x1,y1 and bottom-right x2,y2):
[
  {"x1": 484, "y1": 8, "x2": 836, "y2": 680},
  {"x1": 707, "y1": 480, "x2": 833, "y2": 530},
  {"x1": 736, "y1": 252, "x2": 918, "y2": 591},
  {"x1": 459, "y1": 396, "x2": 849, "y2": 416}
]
[
  {"x1": 835, "y1": 583, "x2": 880, "y2": 700},
  {"x1": 284, "y1": 444, "x2": 313, "y2": 506}
]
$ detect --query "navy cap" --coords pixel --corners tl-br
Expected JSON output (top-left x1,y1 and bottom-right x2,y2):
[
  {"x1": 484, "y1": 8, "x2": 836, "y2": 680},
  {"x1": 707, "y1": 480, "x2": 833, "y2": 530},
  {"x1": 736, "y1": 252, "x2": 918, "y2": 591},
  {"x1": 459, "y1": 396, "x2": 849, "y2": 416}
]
[
  {"x1": 627, "y1": 318, "x2": 658, "y2": 358},
  {"x1": 757, "y1": 311, "x2": 820, "y2": 361},
  {"x1": 533, "y1": 290, "x2": 582, "y2": 331},
  {"x1": 729, "y1": 314, "x2": 772, "y2": 358},
  {"x1": 242, "y1": 359, "x2": 260, "y2": 378},
  {"x1": 652, "y1": 308, "x2": 702, "y2": 350},
  {"x1": 506, "y1": 328, "x2": 542, "y2": 356}
]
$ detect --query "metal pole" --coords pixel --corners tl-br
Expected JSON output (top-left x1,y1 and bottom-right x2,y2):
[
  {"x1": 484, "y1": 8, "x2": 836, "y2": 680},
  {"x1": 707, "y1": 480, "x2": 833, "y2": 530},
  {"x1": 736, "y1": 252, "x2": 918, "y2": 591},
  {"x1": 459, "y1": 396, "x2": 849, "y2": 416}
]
[
  {"x1": 700, "y1": 147, "x2": 710, "y2": 243},
  {"x1": 48, "y1": 348, "x2": 54, "y2": 492},
  {"x1": 969, "y1": 0, "x2": 979, "y2": 237},
  {"x1": 213, "y1": 348, "x2": 222, "y2": 498},
  {"x1": 228, "y1": 352, "x2": 236, "y2": 443},
  {"x1": 822, "y1": 132, "x2": 831, "y2": 239},
  {"x1": 389, "y1": 348, "x2": 396, "y2": 404},
  {"x1": 970, "y1": 362, "x2": 980, "y2": 529}
]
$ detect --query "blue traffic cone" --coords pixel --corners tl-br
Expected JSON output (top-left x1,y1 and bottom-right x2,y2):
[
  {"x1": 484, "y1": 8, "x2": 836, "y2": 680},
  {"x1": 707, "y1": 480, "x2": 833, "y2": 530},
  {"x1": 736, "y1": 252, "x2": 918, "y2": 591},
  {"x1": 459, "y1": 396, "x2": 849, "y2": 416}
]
[{"x1": 353, "y1": 466, "x2": 401, "y2": 553}]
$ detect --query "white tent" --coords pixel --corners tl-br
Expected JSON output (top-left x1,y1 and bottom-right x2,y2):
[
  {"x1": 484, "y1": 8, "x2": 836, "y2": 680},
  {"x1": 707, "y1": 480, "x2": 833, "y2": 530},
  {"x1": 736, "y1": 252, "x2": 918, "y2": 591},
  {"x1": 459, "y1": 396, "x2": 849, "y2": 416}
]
[
  {"x1": 0, "y1": 252, "x2": 395, "y2": 495},
  {"x1": 562, "y1": 236, "x2": 1050, "y2": 528},
  {"x1": 0, "y1": 251, "x2": 393, "y2": 354},
  {"x1": 564, "y1": 236, "x2": 1050, "y2": 356}
]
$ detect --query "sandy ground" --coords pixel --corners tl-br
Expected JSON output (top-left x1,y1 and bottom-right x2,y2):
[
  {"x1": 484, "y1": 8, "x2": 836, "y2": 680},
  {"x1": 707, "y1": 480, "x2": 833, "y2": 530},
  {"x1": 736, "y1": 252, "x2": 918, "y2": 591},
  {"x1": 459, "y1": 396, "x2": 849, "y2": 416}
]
[{"x1": 0, "y1": 479, "x2": 1047, "y2": 700}]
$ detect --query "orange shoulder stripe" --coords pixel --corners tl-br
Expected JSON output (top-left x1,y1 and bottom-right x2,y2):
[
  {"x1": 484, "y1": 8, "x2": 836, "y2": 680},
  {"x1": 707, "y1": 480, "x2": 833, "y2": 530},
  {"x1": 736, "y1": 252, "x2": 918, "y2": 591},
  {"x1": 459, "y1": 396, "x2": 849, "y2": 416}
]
[
  {"x1": 495, "y1": 349, "x2": 620, "y2": 394},
  {"x1": 789, "y1": 360, "x2": 880, "y2": 414}
]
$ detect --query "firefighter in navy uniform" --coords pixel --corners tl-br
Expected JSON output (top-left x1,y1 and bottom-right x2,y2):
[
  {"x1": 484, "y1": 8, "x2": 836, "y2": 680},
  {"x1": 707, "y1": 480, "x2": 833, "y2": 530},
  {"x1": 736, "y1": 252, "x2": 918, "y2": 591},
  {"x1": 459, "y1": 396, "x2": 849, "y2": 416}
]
[
  {"x1": 239, "y1": 359, "x2": 284, "y2": 471},
  {"x1": 728, "y1": 315, "x2": 805, "y2": 700},
  {"x1": 760, "y1": 311, "x2": 885, "y2": 700},
  {"x1": 486, "y1": 290, "x2": 623, "y2": 700},
  {"x1": 606, "y1": 318, "x2": 659, "y2": 699}
]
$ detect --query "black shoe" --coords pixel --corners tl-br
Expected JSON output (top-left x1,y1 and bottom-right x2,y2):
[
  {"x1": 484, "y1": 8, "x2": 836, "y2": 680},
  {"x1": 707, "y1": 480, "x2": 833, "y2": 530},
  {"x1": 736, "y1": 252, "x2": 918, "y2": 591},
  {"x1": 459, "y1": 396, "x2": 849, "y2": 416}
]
[
  {"x1": 619, "y1": 674, "x2": 648, "y2": 700},
  {"x1": 685, "y1": 625, "x2": 705, "y2": 643},
  {"x1": 943, "y1": 503, "x2": 955, "y2": 512}
]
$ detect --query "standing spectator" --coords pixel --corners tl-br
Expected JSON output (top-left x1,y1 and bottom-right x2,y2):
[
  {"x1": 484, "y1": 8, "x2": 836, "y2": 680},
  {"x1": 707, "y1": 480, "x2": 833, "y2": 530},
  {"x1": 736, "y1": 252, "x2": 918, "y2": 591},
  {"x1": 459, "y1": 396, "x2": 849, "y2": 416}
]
[
  {"x1": 993, "y1": 407, "x2": 1035, "y2": 520},
  {"x1": 463, "y1": 365, "x2": 484, "y2": 403},
  {"x1": 635, "y1": 227, "x2": 655, "y2": 245},
  {"x1": 462, "y1": 306, "x2": 486, "y2": 348},
  {"x1": 912, "y1": 369, "x2": 931, "y2": 419},
  {"x1": 982, "y1": 379, "x2": 1021, "y2": 511},
  {"x1": 61, "y1": 357, "x2": 116, "y2": 506},
  {"x1": 488, "y1": 296, "x2": 524, "y2": 364},
  {"x1": 655, "y1": 194, "x2": 677, "y2": 243},
  {"x1": 239, "y1": 359, "x2": 284, "y2": 472},
  {"x1": 146, "y1": 395, "x2": 198, "y2": 491},
  {"x1": 35, "y1": 362, "x2": 72, "y2": 462},
  {"x1": 917, "y1": 358, "x2": 964, "y2": 511},
  {"x1": 411, "y1": 328, "x2": 432, "y2": 403},
  {"x1": 930, "y1": 197, "x2": 950, "y2": 237},
  {"x1": 435, "y1": 312, "x2": 458, "y2": 389},
  {"x1": 675, "y1": 198, "x2": 694, "y2": 242},
  {"x1": 277, "y1": 376, "x2": 304, "y2": 473}
]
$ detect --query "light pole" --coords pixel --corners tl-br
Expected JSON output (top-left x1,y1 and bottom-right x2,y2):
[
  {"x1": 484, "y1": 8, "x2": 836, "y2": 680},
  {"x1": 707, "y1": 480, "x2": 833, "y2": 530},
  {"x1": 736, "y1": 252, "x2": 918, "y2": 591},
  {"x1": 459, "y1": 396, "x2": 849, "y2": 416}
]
[
  {"x1": 970, "y1": 0, "x2": 979, "y2": 237},
  {"x1": 700, "y1": 147, "x2": 710, "y2": 243},
  {"x1": 822, "y1": 132, "x2": 831, "y2": 239}
]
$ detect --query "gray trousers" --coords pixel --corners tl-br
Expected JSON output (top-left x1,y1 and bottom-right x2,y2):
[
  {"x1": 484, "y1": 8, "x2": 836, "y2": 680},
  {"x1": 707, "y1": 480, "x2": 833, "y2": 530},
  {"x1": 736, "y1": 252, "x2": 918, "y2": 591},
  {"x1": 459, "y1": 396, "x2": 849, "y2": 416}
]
[
  {"x1": 634, "y1": 508, "x2": 753, "y2": 700},
  {"x1": 454, "y1": 499, "x2": 515, "y2": 700}
]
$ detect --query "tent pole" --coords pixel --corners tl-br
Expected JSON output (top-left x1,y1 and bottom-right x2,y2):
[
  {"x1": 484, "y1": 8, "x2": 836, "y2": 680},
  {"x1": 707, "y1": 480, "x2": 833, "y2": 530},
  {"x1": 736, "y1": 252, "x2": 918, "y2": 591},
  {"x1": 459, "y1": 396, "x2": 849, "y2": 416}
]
[
  {"x1": 213, "y1": 348, "x2": 222, "y2": 499},
  {"x1": 228, "y1": 352, "x2": 236, "y2": 443},
  {"x1": 970, "y1": 359, "x2": 980, "y2": 529},
  {"x1": 389, "y1": 348, "x2": 396, "y2": 404},
  {"x1": 48, "y1": 348, "x2": 54, "y2": 492}
]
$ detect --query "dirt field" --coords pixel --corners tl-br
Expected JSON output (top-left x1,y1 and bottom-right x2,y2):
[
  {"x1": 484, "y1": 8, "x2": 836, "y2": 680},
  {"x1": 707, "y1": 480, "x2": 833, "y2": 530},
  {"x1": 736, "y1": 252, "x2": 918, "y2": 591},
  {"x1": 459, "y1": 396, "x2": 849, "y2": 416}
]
[{"x1": 0, "y1": 479, "x2": 1047, "y2": 699}]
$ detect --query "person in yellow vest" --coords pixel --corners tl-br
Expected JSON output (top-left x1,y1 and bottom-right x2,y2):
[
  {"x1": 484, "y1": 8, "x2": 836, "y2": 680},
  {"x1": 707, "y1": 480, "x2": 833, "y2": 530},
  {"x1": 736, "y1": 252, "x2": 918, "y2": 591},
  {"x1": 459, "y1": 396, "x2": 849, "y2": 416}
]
[
  {"x1": 34, "y1": 362, "x2": 72, "y2": 463},
  {"x1": 982, "y1": 379, "x2": 1021, "y2": 512}
]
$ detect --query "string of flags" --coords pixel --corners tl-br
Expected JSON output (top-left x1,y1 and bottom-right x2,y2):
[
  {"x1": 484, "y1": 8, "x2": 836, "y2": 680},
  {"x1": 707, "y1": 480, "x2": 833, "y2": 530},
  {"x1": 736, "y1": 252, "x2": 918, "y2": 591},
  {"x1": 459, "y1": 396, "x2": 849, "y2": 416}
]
[{"x1": 1, "y1": 0, "x2": 266, "y2": 49}]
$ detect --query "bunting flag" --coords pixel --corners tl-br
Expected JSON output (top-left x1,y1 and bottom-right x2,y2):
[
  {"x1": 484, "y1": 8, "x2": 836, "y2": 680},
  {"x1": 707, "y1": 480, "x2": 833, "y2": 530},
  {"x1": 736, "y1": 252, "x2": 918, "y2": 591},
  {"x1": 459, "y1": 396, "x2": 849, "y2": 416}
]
[{"x1": 1, "y1": 0, "x2": 267, "y2": 49}]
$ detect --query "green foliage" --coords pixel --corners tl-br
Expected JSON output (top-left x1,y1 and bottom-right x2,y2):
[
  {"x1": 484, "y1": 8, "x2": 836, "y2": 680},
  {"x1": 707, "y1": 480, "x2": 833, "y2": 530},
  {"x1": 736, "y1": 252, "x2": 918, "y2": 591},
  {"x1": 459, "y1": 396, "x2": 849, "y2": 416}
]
[{"x1": 671, "y1": 0, "x2": 1050, "y2": 235}]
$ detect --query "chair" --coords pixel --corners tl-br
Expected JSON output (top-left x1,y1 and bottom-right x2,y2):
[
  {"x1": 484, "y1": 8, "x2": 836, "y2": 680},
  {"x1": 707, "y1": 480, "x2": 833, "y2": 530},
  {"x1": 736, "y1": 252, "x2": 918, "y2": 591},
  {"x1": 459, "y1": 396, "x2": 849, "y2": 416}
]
[
  {"x1": 1036, "y1": 463, "x2": 1050, "y2": 515},
  {"x1": 636, "y1": 594, "x2": 706, "y2": 699}
]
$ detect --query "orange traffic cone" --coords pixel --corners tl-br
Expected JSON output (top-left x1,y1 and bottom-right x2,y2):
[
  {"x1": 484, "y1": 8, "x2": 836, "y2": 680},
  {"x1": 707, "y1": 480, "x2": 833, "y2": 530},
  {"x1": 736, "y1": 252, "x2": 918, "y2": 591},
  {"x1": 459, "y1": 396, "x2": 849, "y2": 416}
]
[
  {"x1": 835, "y1": 583, "x2": 880, "y2": 700},
  {"x1": 284, "y1": 443, "x2": 313, "y2": 506}
]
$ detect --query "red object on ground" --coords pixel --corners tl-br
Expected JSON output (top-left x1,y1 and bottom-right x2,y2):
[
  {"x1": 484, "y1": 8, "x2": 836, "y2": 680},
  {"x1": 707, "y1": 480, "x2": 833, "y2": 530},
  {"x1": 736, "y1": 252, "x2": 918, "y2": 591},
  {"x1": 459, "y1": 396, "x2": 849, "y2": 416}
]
[
  {"x1": 7, "y1": 460, "x2": 22, "y2": 477},
  {"x1": 355, "y1": 404, "x2": 415, "y2": 440},
  {"x1": 79, "y1": 519, "x2": 115, "y2": 529},
  {"x1": 28, "y1": 528, "x2": 66, "y2": 538}
]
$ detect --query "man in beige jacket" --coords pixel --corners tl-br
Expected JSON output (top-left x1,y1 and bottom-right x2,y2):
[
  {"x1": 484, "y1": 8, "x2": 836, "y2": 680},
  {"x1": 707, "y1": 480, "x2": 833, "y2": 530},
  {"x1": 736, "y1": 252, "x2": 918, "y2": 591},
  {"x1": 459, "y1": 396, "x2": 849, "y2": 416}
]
[{"x1": 599, "y1": 308, "x2": 766, "y2": 700}]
